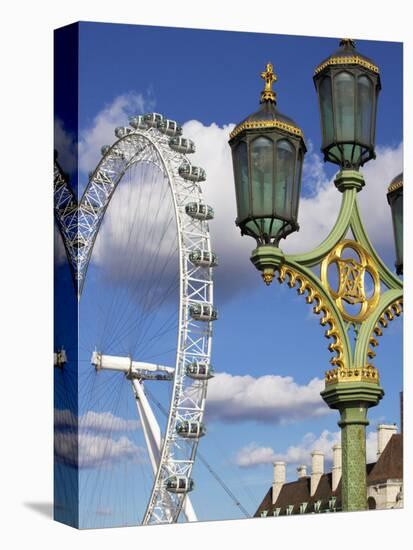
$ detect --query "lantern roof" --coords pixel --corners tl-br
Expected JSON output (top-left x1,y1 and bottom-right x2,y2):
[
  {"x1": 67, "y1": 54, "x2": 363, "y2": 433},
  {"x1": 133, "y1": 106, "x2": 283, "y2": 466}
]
[
  {"x1": 388, "y1": 172, "x2": 403, "y2": 194},
  {"x1": 229, "y1": 63, "x2": 305, "y2": 144},
  {"x1": 314, "y1": 38, "x2": 380, "y2": 78}
]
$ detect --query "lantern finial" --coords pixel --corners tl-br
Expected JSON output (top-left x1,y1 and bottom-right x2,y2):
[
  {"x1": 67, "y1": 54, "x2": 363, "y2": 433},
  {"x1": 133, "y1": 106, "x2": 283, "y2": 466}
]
[
  {"x1": 339, "y1": 38, "x2": 356, "y2": 49},
  {"x1": 260, "y1": 62, "x2": 277, "y2": 103}
]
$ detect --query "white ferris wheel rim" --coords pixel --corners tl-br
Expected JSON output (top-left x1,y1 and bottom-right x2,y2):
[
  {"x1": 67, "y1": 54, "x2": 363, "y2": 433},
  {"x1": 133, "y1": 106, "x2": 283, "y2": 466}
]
[{"x1": 53, "y1": 118, "x2": 215, "y2": 526}]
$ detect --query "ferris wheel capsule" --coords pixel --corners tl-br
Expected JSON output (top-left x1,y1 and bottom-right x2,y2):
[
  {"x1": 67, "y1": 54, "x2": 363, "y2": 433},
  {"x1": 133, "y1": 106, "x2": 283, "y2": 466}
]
[
  {"x1": 143, "y1": 112, "x2": 165, "y2": 127},
  {"x1": 115, "y1": 126, "x2": 134, "y2": 139},
  {"x1": 189, "y1": 303, "x2": 218, "y2": 321},
  {"x1": 185, "y1": 202, "x2": 214, "y2": 220},
  {"x1": 189, "y1": 250, "x2": 218, "y2": 267},
  {"x1": 158, "y1": 119, "x2": 183, "y2": 136},
  {"x1": 165, "y1": 476, "x2": 194, "y2": 494},
  {"x1": 176, "y1": 420, "x2": 206, "y2": 439},
  {"x1": 129, "y1": 115, "x2": 148, "y2": 130},
  {"x1": 101, "y1": 145, "x2": 111, "y2": 156},
  {"x1": 179, "y1": 164, "x2": 206, "y2": 182},
  {"x1": 169, "y1": 137, "x2": 196, "y2": 154},
  {"x1": 186, "y1": 361, "x2": 214, "y2": 380}
]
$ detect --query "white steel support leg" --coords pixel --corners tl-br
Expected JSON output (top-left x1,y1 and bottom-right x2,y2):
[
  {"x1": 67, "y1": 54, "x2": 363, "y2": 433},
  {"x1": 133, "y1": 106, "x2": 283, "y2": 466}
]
[
  {"x1": 131, "y1": 379, "x2": 197, "y2": 523},
  {"x1": 132, "y1": 379, "x2": 161, "y2": 472}
]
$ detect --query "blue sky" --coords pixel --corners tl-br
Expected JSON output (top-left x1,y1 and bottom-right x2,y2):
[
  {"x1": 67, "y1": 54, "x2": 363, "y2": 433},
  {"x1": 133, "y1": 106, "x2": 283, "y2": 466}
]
[{"x1": 54, "y1": 22, "x2": 403, "y2": 527}]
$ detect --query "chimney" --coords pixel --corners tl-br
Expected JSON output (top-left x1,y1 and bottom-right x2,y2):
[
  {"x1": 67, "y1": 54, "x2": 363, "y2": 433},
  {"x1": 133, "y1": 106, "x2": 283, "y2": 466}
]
[
  {"x1": 272, "y1": 461, "x2": 286, "y2": 504},
  {"x1": 297, "y1": 465, "x2": 307, "y2": 479},
  {"x1": 310, "y1": 450, "x2": 324, "y2": 496},
  {"x1": 332, "y1": 443, "x2": 342, "y2": 492},
  {"x1": 377, "y1": 424, "x2": 398, "y2": 458}
]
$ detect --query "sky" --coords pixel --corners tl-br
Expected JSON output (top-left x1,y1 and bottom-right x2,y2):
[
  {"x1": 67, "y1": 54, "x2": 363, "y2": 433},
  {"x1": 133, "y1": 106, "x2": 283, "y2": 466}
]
[{"x1": 54, "y1": 22, "x2": 403, "y2": 527}]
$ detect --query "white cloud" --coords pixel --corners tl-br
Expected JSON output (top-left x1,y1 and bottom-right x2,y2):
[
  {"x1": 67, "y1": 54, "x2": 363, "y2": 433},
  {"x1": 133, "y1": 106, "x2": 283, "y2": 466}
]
[
  {"x1": 54, "y1": 224, "x2": 68, "y2": 267},
  {"x1": 91, "y1": 164, "x2": 178, "y2": 299},
  {"x1": 205, "y1": 372, "x2": 328, "y2": 424},
  {"x1": 54, "y1": 118, "x2": 77, "y2": 176},
  {"x1": 284, "y1": 142, "x2": 403, "y2": 257},
  {"x1": 79, "y1": 92, "x2": 152, "y2": 174},
  {"x1": 54, "y1": 409, "x2": 144, "y2": 468},
  {"x1": 234, "y1": 428, "x2": 378, "y2": 469},
  {"x1": 54, "y1": 431, "x2": 145, "y2": 469},
  {"x1": 56, "y1": 93, "x2": 402, "y2": 301},
  {"x1": 54, "y1": 409, "x2": 140, "y2": 432},
  {"x1": 182, "y1": 121, "x2": 402, "y2": 300}
]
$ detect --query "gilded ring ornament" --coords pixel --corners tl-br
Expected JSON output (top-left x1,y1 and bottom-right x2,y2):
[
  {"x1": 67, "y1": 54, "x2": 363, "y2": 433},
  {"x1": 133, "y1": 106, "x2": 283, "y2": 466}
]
[{"x1": 320, "y1": 240, "x2": 380, "y2": 323}]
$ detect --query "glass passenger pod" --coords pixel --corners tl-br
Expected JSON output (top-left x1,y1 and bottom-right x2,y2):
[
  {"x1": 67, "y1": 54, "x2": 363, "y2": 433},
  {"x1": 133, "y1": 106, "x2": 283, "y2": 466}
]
[
  {"x1": 176, "y1": 421, "x2": 206, "y2": 438},
  {"x1": 158, "y1": 119, "x2": 183, "y2": 136},
  {"x1": 186, "y1": 361, "x2": 214, "y2": 380},
  {"x1": 129, "y1": 115, "x2": 148, "y2": 130},
  {"x1": 143, "y1": 112, "x2": 165, "y2": 127},
  {"x1": 188, "y1": 249, "x2": 218, "y2": 267},
  {"x1": 115, "y1": 126, "x2": 134, "y2": 139},
  {"x1": 169, "y1": 137, "x2": 196, "y2": 154},
  {"x1": 101, "y1": 145, "x2": 111, "y2": 156},
  {"x1": 189, "y1": 303, "x2": 218, "y2": 321},
  {"x1": 179, "y1": 164, "x2": 206, "y2": 182},
  {"x1": 185, "y1": 202, "x2": 214, "y2": 220},
  {"x1": 165, "y1": 476, "x2": 195, "y2": 494}
]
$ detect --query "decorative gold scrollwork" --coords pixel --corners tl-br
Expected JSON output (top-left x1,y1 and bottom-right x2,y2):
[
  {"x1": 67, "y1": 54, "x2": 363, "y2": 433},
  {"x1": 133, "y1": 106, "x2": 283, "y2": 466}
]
[
  {"x1": 277, "y1": 265, "x2": 345, "y2": 369},
  {"x1": 367, "y1": 299, "x2": 403, "y2": 361},
  {"x1": 325, "y1": 365, "x2": 380, "y2": 386},
  {"x1": 321, "y1": 240, "x2": 380, "y2": 323}
]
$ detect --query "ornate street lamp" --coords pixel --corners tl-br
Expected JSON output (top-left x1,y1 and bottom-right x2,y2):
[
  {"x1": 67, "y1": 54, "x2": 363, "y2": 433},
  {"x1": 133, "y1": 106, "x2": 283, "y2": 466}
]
[
  {"x1": 387, "y1": 172, "x2": 403, "y2": 275},
  {"x1": 313, "y1": 38, "x2": 381, "y2": 170},
  {"x1": 229, "y1": 41, "x2": 403, "y2": 514},
  {"x1": 229, "y1": 63, "x2": 306, "y2": 284}
]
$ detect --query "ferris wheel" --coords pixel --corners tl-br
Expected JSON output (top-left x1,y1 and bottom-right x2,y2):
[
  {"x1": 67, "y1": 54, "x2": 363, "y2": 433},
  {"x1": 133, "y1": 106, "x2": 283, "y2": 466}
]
[{"x1": 54, "y1": 112, "x2": 217, "y2": 526}]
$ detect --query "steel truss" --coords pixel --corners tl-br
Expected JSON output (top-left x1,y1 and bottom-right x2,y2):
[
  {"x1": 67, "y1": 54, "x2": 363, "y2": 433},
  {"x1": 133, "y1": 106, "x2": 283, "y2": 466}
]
[{"x1": 54, "y1": 120, "x2": 216, "y2": 525}]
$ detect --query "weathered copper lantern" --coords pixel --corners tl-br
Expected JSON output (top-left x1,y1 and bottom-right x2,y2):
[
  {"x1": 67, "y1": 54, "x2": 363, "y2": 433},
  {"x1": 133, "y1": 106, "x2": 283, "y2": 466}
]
[
  {"x1": 314, "y1": 39, "x2": 381, "y2": 169},
  {"x1": 229, "y1": 63, "x2": 306, "y2": 255}
]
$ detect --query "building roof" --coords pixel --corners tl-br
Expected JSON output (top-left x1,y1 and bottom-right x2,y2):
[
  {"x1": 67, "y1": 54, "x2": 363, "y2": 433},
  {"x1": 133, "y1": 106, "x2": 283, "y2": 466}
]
[
  {"x1": 368, "y1": 434, "x2": 403, "y2": 484},
  {"x1": 255, "y1": 434, "x2": 403, "y2": 517}
]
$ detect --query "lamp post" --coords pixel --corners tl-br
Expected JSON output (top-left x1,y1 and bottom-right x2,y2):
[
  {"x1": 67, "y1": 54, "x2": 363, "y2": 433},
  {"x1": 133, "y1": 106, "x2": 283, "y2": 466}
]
[
  {"x1": 229, "y1": 41, "x2": 403, "y2": 512},
  {"x1": 387, "y1": 173, "x2": 403, "y2": 275}
]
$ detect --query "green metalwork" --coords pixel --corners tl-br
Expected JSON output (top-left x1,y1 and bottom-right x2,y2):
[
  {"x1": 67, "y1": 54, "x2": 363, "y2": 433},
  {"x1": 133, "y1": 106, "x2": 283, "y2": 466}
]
[
  {"x1": 247, "y1": 170, "x2": 402, "y2": 512},
  {"x1": 230, "y1": 46, "x2": 402, "y2": 514},
  {"x1": 321, "y1": 383, "x2": 385, "y2": 511}
]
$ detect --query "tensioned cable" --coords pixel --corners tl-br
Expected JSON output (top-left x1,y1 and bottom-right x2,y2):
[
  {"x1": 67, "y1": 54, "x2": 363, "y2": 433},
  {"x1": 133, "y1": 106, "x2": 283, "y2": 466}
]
[{"x1": 144, "y1": 386, "x2": 251, "y2": 519}]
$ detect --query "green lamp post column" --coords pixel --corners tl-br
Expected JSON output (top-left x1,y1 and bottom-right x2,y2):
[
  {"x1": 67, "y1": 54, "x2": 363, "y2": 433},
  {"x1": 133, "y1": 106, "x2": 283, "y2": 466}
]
[
  {"x1": 321, "y1": 371, "x2": 384, "y2": 510},
  {"x1": 229, "y1": 41, "x2": 402, "y2": 513}
]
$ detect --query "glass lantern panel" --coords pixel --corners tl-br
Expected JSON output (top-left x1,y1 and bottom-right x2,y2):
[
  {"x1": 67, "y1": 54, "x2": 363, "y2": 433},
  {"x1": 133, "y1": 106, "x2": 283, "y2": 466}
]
[
  {"x1": 234, "y1": 141, "x2": 249, "y2": 221},
  {"x1": 334, "y1": 71, "x2": 355, "y2": 142},
  {"x1": 244, "y1": 218, "x2": 284, "y2": 242},
  {"x1": 292, "y1": 149, "x2": 303, "y2": 220},
  {"x1": 391, "y1": 193, "x2": 403, "y2": 269},
  {"x1": 276, "y1": 139, "x2": 295, "y2": 219},
  {"x1": 320, "y1": 76, "x2": 334, "y2": 146},
  {"x1": 251, "y1": 137, "x2": 273, "y2": 217},
  {"x1": 356, "y1": 75, "x2": 373, "y2": 145}
]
